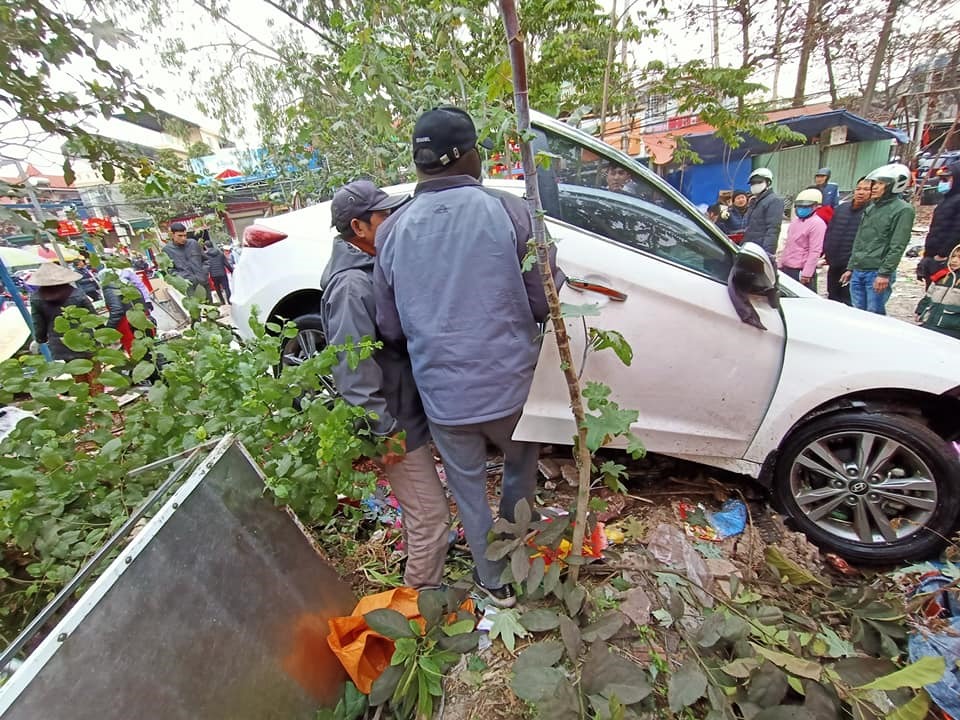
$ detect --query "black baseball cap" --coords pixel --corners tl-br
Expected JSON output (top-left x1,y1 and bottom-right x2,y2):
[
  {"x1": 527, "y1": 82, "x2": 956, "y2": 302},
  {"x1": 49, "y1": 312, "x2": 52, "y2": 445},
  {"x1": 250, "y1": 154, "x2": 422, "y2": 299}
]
[
  {"x1": 412, "y1": 106, "x2": 494, "y2": 172},
  {"x1": 331, "y1": 180, "x2": 407, "y2": 235}
]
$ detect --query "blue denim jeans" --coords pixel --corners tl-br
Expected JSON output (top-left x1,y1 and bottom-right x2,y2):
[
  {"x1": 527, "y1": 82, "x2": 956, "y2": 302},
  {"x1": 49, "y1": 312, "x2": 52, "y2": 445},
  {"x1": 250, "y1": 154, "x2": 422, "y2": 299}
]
[{"x1": 850, "y1": 270, "x2": 895, "y2": 315}]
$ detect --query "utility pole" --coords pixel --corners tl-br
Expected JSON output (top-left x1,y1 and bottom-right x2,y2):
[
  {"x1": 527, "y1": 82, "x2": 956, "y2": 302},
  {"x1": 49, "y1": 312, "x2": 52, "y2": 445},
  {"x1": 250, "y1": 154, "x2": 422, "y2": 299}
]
[
  {"x1": 599, "y1": 0, "x2": 618, "y2": 141},
  {"x1": 15, "y1": 160, "x2": 67, "y2": 266}
]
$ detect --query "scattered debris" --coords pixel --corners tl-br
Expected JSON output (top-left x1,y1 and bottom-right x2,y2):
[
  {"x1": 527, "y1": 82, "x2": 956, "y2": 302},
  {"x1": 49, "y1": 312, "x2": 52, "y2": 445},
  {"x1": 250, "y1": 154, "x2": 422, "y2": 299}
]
[{"x1": 678, "y1": 499, "x2": 747, "y2": 541}]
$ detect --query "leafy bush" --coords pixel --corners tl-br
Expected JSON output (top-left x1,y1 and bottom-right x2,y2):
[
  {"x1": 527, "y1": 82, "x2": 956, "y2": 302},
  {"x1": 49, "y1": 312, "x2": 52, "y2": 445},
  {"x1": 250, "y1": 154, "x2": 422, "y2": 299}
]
[{"x1": 0, "y1": 303, "x2": 381, "y2": 640}]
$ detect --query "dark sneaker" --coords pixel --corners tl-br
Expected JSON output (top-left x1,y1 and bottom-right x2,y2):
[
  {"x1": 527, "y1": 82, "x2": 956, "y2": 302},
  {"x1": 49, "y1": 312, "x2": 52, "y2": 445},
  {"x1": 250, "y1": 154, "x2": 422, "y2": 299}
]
[{"x1": 473, "y1": 570, "x2": 516, "y2": 608}]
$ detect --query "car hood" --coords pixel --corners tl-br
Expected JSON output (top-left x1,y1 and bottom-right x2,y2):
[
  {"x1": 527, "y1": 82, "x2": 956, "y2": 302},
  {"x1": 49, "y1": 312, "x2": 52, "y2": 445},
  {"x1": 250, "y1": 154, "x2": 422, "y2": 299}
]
[{"x1": 781, "y1": 292, "x2": 960, "y2": 392}]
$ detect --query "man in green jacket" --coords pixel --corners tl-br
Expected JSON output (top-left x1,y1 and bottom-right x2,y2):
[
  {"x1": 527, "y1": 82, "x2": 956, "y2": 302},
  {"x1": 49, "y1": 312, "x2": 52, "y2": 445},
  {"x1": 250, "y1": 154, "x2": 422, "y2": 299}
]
[{"x1": 841, "y1": 163, "x2": 915, "y2": 315}]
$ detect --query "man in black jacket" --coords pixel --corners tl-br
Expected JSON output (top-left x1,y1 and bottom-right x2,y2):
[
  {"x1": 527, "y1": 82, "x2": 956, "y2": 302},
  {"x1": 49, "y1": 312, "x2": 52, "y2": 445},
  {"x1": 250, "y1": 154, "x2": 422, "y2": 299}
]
[
  {"x1": 823, "y1": 177, "x2": 872, "y2": 304},
  {"x1": 743, "y1": 168, "x2": 785, "y2": 257},
  {"x1": 204, "y1": 243, "x2": 234, "y2": 304},
  {"x1": 920, "y1": 160, "x2": 960, "y2": 288}
]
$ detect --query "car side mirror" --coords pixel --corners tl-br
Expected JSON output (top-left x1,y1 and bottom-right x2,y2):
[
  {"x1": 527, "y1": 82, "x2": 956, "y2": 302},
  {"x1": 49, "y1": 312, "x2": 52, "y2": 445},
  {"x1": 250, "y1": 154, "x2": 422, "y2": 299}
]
[{"x1": 732, "y1": 242, "x2": 777, "y2": 294}]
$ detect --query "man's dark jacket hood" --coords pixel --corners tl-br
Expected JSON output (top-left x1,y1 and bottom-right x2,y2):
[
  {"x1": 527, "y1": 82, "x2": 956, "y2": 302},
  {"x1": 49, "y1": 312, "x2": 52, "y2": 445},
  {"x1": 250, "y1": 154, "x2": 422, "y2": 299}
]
[{"x1": 924, "y1": 160, "x2": 960, "y2": 259}]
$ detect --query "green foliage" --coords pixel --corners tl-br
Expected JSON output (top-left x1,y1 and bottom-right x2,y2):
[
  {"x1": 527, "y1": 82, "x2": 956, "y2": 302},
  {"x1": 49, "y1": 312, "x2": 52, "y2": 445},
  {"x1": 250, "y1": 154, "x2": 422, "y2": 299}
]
[
  {"x1": 0, "y1": 305, "x2": 384, "y2": 640},
  {"x1": 0, "y1": 0, "x2": 154, "y2": 179},
  {"x1": 111, "y1": 0, "x2": 643, "y2": 198},
  {"x1": 640, "y1": 59, "x2": 806, "y2": 165},
  {"x1": 315, "y1": 681, "x2": 367, "y2": 720},
  {"x1": 118, "y1": 150, "x2": 227, "y2": 227},
  {"x1": 366, "y1": 589, "x2": 479, "y2": 719},
  {"x1": 580, "y1": 382, "x2": 644, "y2": 457}
]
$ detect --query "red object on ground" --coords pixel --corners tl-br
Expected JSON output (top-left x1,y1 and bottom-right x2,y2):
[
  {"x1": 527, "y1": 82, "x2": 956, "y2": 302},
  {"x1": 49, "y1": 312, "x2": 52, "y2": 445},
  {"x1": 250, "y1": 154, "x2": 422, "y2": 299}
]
[{"x1": 136, "y1": 271, "x2": 154, "y2": 293}]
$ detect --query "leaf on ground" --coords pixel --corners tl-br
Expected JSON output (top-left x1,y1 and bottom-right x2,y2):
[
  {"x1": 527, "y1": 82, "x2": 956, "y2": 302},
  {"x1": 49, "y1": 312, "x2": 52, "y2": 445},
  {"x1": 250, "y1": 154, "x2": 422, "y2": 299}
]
[
  {"x1": 543, "y1": 559, "x2": 563, "y2": 597},
  {"x1": 526, "y1": 556, "x2": 546, "y2": 595},
  {"x1": 559, "y1": 614, "x2": 581, "y2": 662},
  {"x1": 856, "y1": 656, "x2": 945, "y2": 691},
  {"x1": 722, "y1": 658, "x2": 759, "y2": 679},
  {"x1": 514, "y1": 640, "x2": 564, "y2": 672},
  {"x1": 519, "y1": 608, "x2": 560, "y2": 632},
  {"x1": 437, "y1": 630, "x2": 480, "y2": 654},
  {"x1": 533, "y1": 678, "x2": 582, "y2": 720},
  {"x1": 510, "y1": 665, "x2": 566, "y2": 702},
  {"x1": 803, "y1": 680, "x2": 840, "y2": 719},
  {"x1": 581, "y1": 610, "x2": 625, "y2": 643},
  {"x1": 580, "y1": 642, "x2": 651, "y2": 700},
  {"x1": 765, "y1": 547, "x2": 829, "y2": 587},
  {"x1": 748, "y1": 661, "x2": 789, "y2": 707},
  {"x1": 489, "y1": 608, "x2": 528, "y2": 653},
  {"x1": 511, "y1": 545, "x2": 531, "y2": 583},
  {"x1": 368, "y1": 664, "x2": 403, "y2": 705},
  {"x1": 668, "y1": 661, "x2": 708, "y2": 712},
  {"x1": 751, "y1": 643, "x2": 823, "y2": 681},
  {"x1": 564, "y1": 584, "x2": 586, "y2": 617},
  {"x1": 884, "y1": 690, "x2": 930, "y2": 720}
]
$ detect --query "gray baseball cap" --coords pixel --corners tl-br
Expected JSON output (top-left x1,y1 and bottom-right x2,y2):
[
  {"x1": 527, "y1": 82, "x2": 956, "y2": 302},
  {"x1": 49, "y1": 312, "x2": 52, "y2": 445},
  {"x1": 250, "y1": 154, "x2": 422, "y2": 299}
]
[{"x1": 331, "y1": 180, "x2": 407, "y2": 235}]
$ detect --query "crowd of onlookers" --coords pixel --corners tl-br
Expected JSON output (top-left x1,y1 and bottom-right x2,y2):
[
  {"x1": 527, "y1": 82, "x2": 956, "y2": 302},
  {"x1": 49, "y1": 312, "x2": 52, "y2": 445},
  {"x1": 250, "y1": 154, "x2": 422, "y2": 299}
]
[{"x1": 703, "y1": 160, "x2": 960, "y2": 340}]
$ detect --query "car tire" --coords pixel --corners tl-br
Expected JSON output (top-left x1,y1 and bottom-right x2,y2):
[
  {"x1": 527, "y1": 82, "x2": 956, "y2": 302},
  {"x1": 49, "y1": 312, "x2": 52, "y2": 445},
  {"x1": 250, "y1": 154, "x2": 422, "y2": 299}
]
[{"x1": 773, "y1": 411, "x2": 960, "y2": 563}]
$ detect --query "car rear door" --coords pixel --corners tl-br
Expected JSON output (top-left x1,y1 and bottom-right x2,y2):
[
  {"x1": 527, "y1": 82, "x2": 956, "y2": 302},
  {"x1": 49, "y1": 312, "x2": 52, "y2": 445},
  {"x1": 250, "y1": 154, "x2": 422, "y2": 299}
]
[{"x1": 514, "y1": 121, "x2": 787, "y2": 464}]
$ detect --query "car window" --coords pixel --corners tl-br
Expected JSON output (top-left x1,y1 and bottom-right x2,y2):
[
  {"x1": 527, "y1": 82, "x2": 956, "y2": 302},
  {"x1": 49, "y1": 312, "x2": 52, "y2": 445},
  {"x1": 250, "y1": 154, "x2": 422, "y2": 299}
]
[{"x1": 532, "y1": 127, "x2": 734, "y2": 281}]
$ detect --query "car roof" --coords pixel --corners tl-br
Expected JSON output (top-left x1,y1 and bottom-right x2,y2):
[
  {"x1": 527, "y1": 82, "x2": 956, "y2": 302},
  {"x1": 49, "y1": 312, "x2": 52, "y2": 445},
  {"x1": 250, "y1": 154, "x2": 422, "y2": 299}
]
[{"x1": 254, "y1": 179, "x2": 525, "y2": 237}]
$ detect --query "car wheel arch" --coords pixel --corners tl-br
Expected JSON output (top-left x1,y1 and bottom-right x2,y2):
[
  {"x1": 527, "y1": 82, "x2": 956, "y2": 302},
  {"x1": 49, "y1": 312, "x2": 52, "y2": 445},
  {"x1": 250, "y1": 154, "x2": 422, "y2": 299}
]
[
  {"x1": 758, "y1": 387, "x2": 960, "y2": 487},
  {"x1": 268, "y1": 289, "x2": 324, "y2": 329}
]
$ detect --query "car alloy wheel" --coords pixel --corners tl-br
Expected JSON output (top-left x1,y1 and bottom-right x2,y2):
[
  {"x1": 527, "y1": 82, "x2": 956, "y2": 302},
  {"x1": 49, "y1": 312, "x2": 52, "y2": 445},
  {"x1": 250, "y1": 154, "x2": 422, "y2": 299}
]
[
  {"x1": 774, "y1": 411, "x2": 960, "y2": 563},
  {"x1": 789, "y1": 431, "x2": 936, "y2": 544},
  {"x1": 282, "y1": 328, "x2": 325, "y2": 366}
]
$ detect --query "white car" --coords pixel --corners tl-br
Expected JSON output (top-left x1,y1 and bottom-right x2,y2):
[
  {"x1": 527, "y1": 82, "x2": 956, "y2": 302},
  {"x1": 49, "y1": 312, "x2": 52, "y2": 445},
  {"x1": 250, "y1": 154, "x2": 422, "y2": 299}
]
[{"x1": 232, "y1": 112, "x2": 960, "y2": 563}]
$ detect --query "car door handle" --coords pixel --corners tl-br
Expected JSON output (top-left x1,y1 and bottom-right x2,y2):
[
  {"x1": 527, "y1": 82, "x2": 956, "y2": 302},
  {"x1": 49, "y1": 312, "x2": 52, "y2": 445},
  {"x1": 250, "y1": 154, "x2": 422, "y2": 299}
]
[{"x1": 566, "y1": 277, "x2": 628, "y2": 301}]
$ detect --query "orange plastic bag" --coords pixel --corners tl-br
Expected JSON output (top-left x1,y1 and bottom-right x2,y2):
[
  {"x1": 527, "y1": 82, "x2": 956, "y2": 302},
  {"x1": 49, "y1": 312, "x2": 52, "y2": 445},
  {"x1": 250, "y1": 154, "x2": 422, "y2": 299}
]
[{"x1": 326, "y1": 587, "x2": 421, "y2": 694}]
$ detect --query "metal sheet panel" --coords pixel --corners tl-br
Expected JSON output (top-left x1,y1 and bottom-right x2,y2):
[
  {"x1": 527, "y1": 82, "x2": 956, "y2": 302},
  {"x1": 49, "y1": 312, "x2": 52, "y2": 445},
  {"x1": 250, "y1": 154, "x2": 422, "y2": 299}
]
[
  {"x1": 0, "y1": 437, "x2": 354, "y2": 720},
  {"x1": 822, "y1": 141, "x2": 892, "y2": 191},
  {"x1": 753, "y1": 145, "x2": 821, "y2": 200}
]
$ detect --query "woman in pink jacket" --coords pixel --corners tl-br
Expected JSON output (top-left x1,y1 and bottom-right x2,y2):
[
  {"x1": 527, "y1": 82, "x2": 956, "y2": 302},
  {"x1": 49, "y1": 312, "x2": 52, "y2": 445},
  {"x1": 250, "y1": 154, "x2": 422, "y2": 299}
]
[{"x1": 779, "y1": 188, "x2": 827, "y2": 292}]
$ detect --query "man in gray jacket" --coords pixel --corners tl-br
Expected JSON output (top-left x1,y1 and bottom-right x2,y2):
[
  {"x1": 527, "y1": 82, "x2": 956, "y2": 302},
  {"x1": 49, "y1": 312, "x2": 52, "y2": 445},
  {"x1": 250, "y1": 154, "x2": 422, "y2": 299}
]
[
  {"x1": 320, "y1": 180, "x2": 450, "y2": 589},
  {"x1": 374, "y1": 106, "x2": 564, "y2": 606},
  {"x1": 162, "y1": 222, "x2": 210, "y2": 299},
  {"x1": 743, "y1": 168, "x2": 785, "y2": 257}
]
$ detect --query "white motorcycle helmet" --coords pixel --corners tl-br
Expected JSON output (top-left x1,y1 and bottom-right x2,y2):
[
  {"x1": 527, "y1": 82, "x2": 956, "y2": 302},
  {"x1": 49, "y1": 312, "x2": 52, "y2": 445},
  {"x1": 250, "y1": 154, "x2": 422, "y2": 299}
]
[
  {"x1": 749, "y1": 168, "x2": 774, "y2": 184},
  {"x1": 866, "y1": 163, "x2": 911, "y2": 195}
]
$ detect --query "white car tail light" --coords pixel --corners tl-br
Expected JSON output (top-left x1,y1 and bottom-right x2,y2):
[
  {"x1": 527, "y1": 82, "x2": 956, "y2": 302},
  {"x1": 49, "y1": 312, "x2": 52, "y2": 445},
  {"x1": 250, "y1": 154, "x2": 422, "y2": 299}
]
[{"x1": 243, "y1": 225, "x2": 288, "y2": 248}]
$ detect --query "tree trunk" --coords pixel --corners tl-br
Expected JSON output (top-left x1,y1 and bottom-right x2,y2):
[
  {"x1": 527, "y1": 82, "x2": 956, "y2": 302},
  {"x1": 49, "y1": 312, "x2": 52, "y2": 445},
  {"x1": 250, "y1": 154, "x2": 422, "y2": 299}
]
[
  {"x1": 823, "y1": 33, "x2": 838, "y2": 105},
  {"x1": 792, "y1": 0, "x2": 821, "y2": 107},
  {"x1": 860, "y1": 0, "x2": 901, "y2": 116},
  {"x1": 711, "y1": 0, "x2": 720, "y2": 68},
  {"x1": 599, "y1": 0, "x2": 618, "y2": 141},
  {"x1": 499, "y1": 0, "x2": 594, "y2": 583},
  {"x1": 771, "y1": 0, "x2": 784, "y2": 101},
  {"x1": 738, "y1": 0, "x2": 751, "y2": 69}
]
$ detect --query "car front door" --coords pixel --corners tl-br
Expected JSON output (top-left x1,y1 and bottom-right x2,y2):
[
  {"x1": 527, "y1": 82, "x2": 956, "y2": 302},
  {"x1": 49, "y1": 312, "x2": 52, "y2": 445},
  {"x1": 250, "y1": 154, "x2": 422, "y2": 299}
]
[{"x1": 514, "y1": 122, "x2": 787, "y2": 466}]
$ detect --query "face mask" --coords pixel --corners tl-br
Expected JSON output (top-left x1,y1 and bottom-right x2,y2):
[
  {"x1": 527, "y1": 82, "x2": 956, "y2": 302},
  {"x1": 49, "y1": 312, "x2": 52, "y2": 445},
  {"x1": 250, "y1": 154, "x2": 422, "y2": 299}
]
[
  {"x1": 750, "y1": 182, "x2": 766, "y2": 195},
  {"x1": 938, "y1": 180, "x2": 952, "y2": 194},
  {"x1": 795, "y1": 206, "x2": 815, "y2": 219}
]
